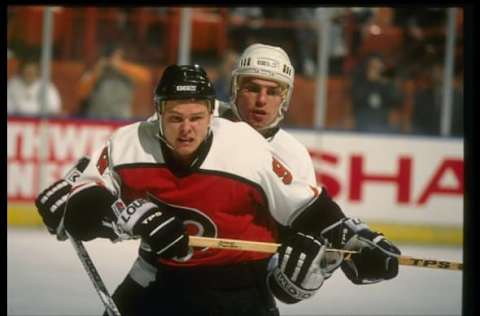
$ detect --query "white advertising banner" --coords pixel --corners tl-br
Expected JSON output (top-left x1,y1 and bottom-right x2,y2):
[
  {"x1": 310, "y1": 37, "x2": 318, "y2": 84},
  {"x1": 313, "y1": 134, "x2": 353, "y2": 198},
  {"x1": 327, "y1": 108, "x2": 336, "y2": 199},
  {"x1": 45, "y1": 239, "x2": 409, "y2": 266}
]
[
  {"x1": 7, "y1": 116, "x2": 123, "y2": 202},
  {"x1": 288, "y1": 129, "x2": 463, "y2": 227},
  {"x1": 7, "y1": 116, "x2": 463, "y2": 228}
]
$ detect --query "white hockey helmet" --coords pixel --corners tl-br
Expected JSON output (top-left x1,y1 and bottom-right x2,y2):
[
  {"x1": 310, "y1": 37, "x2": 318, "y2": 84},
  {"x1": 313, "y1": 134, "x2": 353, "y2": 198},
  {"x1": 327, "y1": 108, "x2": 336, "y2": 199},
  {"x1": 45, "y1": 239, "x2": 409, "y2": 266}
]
[{"x1": 230, "y1": 43, "x2": 295, "y2": 130}]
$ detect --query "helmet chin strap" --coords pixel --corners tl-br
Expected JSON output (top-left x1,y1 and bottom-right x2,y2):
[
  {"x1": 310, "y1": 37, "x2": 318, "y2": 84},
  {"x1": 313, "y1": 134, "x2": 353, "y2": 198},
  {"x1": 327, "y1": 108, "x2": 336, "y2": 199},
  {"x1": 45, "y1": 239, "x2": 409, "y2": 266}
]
[
  {"x1": 156, "y1": 112, "x2": 176, "y2": 150},
  {"x1": 264, "y1": 105, "x2": 285, "y2": 131}
]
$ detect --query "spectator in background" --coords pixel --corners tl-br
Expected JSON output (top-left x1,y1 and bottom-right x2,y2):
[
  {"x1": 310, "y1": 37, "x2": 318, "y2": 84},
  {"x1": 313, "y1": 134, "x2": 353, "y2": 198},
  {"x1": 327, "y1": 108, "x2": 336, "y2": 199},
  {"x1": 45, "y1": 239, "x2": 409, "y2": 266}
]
[
  {"x1": 409, "y1": 62, "x2": 442, "y2": 135},
  {"x1": 393, "y1": 8, "x2": 447, "y2": 80},
  {"x1": 348, "y1": 8, "x2": 375, "y2": 56},
  {"x1": 410, "y1": 61, "x2": 463, "y2": 137},
  {"x1": 213, "y1": 50, "x2": 238, "y2": 103},
  {"x1": 227, "y1": 7, "x2": 264, "y2": 52},
  {"x1": 77, "y1": 43, "x2": 151, "y2": 120},
  {"x1": 143, "y1": 8, "x2": 169, "y2": 65},
  {"x1": 7, "y1": 57, "x2": 62, "y2": 116},
  {"x1": 289, "y1": 8, "x2": 318, "y2": 77},
  {"x1": 349, "y1": 53, "x2": 403, "y2": 133},
  {"x1": 315, "y1": 8, "x2": 350, "y2": 76}
]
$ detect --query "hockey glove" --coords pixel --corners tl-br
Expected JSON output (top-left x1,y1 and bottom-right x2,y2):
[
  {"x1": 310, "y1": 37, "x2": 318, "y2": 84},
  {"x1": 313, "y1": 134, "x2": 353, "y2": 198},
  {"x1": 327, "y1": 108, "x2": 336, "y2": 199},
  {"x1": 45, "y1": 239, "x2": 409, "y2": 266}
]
[
  {"x1": 116, "y1": 199, "x2": 191, "y2": 261},
  {"x1": 321, "y1": 217, "x2": 401, "y2": 284},
  {"x1": 63, "y1": 185, "x2": 124, "y2": 241},
  {"x1": 35, "y1": 157, "x2": 90, "y2": 239},
  {"x1": 268, "y1": 232, "x2": 330, "y2": 304}
]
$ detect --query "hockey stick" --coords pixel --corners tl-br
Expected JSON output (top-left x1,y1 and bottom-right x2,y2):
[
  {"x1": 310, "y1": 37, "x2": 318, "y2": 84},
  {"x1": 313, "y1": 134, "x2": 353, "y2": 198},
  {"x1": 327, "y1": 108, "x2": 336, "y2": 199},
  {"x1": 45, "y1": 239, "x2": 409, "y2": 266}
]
[
  {"x1": 67, "y1": 231, "x2": 122, "y2": 316},
  {"x1": 60, "y1": 161, "x2": 122, "y2": 316},
  {"x1": 188, "y1": 236, "x2": 463, "y2": 271}
]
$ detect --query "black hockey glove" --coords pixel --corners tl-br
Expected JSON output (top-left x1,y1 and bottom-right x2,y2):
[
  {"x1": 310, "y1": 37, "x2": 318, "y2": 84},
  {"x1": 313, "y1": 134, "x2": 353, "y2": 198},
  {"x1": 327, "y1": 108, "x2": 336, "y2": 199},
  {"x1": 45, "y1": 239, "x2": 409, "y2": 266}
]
[
  {"x1": 63, "y1": 185, "x2": 123, "y2": 241},
  {"x1": 35, "y1": 157, "x2": 90, "y2": 239},
  {"x1": 321, "y1": 217, "x2": 401, "y2": 285},
  {"x1": 116, "y1": 199, "x2": 191, "y2": 261},
  {"x1": 268, "y1": 232, "x2": 332, "y2": 304}
]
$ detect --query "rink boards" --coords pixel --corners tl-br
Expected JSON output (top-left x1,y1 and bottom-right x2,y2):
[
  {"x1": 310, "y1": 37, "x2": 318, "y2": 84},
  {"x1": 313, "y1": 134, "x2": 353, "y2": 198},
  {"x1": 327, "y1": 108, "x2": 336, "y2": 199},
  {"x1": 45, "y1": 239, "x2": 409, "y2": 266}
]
[{"x1": 7, "y1": 116, "x2": 463, "y2": 246}]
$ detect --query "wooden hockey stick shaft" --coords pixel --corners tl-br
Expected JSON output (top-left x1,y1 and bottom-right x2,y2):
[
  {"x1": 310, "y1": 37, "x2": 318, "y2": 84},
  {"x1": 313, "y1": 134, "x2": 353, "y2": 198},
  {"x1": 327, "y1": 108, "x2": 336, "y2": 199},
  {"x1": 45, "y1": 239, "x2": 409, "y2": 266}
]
[
  {"x1": 189, "y1": 236, "x2": 463, "y2": 271},
  {"x1": 67, "y1": 232, "x2": 122, "y2": 316},
  {"x1": 63, "y1": 164, "x2": 122, "y2": 316}
]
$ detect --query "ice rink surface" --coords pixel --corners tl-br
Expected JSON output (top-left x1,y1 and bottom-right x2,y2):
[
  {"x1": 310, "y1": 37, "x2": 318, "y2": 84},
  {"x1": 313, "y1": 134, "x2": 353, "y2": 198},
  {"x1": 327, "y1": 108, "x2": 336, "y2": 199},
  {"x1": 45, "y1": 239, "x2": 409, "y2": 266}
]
[{"x1": 8, "y1": 228, "x2": 463, "y2": 316}]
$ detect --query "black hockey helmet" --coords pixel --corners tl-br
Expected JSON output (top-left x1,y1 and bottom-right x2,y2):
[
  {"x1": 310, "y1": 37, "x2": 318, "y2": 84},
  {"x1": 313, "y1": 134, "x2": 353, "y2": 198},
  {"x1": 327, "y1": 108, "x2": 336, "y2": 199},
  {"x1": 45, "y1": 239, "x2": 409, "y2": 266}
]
[{"x1": 154, "y1": 64, "x2": 216, "y2": 114}]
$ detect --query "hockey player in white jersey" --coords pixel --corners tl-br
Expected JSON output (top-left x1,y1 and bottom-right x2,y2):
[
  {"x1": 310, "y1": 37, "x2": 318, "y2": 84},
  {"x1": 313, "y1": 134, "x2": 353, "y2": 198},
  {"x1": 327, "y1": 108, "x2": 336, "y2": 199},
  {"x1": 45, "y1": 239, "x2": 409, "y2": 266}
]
[
  {"x1": 36, "y1": 64, "x2": 401, "y2": 316},
  {"x1": 219, "y1": 43, "x2": 403, "y2": 287},
  {"x1": 219, "y1": 43, "x2": 316, "y2": 186}
]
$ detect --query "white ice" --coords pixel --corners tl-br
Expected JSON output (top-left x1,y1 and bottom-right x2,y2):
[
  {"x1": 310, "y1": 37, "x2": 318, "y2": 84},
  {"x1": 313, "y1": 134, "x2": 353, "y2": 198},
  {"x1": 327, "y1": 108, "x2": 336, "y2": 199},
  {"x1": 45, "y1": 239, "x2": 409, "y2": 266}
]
[{"x1": 8, "y1": 228, "x2": 463, "y2": 316}]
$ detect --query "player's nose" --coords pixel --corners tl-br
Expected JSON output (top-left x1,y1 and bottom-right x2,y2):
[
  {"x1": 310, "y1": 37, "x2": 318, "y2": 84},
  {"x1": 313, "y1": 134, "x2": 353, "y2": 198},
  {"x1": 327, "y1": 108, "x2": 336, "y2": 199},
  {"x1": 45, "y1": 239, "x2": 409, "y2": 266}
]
[{"x1": 255, "y1": 89, "x2": 268, "y2": 106}]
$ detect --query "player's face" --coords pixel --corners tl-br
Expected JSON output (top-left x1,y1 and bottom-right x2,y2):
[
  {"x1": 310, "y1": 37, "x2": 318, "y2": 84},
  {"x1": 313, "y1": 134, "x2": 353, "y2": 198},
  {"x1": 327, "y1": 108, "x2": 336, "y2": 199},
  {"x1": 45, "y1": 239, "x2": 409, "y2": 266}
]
[
  {"x1": 162, "y1": 99, "x2": 211, "y2": 164},
  {"x1": 236, "y1": 77, "x2": 284, "y2": 130}
]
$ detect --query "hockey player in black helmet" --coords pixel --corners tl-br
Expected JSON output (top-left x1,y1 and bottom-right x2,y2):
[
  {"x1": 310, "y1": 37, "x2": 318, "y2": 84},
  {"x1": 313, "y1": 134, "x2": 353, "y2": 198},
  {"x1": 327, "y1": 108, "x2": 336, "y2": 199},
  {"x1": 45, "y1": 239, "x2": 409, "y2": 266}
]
[
  {"x1": 35, "y1": 64, "x2": 401, "y2": 316},
  {"x1": 153, "y1": 64, "x2": 216, "y2": 158}
]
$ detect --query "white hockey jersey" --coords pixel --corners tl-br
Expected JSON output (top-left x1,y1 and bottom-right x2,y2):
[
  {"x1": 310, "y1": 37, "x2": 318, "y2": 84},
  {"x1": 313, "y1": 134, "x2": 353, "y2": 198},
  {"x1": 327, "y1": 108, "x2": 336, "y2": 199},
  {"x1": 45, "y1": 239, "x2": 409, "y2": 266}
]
[
  {"x1": 72, "y1": 116, "x2": 321, "y2": 267},
  {"x1": 268, "y1": 129, "x2": 317, "y2": 187},
  {"x1": 215, "y1": 101, "x2": 317, "y2": 187}
]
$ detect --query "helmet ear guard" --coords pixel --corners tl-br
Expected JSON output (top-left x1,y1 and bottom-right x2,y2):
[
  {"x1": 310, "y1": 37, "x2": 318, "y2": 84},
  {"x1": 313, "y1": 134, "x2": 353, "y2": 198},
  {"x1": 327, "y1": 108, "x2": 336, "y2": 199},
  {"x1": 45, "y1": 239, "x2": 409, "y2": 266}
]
[{"x1": 230, "y1": 43, "x2": 295, "y2": 130}]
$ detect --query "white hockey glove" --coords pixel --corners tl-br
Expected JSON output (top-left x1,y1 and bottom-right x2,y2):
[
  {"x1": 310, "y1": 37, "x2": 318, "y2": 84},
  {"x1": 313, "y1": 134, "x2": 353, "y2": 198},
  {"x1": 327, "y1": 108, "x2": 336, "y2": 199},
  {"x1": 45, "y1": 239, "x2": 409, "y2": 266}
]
[
  {"x1": 35, "y1": 157, "x2": 90, "y2": 240},
  {"x1": 321, "y1": 217, "x2": 401, "y2": 284},
  {"x1": 268, "y1": 232, "x2": 333, "y2": 304},
  {"x1": 116, "y1": 198, "x2": 192, "y2": 261}
]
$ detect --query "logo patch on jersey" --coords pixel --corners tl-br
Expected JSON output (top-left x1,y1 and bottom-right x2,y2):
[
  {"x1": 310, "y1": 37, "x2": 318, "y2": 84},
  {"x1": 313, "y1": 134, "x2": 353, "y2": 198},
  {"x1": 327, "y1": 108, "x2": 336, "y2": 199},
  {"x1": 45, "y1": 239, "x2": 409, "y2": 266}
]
[
  {"x1": 111, "y1": 199, "x2": 127, "y2": 217},
  {"x1": 65, "y1": 169, "x2": 82, "y2": 185},
  {"x1": 272, "y1": 157, "x2": 293, "y2": 185},
  {"x1": 96, "y1": 146, "x2": 109, "y2": 175}
]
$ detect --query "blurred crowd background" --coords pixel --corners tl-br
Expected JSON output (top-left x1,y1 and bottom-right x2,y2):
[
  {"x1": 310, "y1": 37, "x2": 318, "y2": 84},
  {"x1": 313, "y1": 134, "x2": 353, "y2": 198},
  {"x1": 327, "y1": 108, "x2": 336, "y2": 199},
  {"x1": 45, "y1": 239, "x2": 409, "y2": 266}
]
[{"x1": 7, "y1": 6, "x2": 464, "y2": 137}]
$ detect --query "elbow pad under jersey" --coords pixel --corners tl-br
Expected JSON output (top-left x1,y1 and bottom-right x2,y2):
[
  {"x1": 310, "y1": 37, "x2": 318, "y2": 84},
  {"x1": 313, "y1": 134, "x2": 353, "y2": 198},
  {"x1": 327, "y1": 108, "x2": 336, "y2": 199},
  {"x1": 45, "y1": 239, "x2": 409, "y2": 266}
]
[{"x1": 289, "y1": 187, "x2": 346, "y2": 237}]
